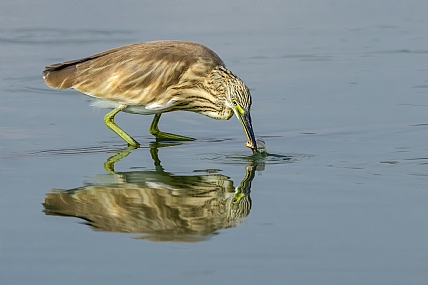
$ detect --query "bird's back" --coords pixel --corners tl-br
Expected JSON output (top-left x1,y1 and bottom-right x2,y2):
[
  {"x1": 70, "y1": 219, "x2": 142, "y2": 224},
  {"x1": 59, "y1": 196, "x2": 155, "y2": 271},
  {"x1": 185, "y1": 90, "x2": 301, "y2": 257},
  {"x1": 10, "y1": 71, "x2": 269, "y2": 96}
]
[{"x1": 43, "y1": 41, "x2": 225, "y2": 106}]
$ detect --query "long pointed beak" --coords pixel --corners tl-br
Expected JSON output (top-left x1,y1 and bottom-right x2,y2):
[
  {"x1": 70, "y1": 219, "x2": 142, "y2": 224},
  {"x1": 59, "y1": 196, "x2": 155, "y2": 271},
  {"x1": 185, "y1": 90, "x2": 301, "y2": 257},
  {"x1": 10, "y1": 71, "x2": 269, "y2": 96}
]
[{"x1": 237, "y1": 110, "x2": 257, "y2": 153}]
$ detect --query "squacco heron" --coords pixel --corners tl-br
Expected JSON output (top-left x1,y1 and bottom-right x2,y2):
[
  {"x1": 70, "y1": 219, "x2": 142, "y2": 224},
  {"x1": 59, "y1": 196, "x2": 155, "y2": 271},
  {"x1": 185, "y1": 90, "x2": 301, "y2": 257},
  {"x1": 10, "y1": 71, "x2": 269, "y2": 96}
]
[{"x1": 43, "y1": 40, "x2": 257, "y2": 152}]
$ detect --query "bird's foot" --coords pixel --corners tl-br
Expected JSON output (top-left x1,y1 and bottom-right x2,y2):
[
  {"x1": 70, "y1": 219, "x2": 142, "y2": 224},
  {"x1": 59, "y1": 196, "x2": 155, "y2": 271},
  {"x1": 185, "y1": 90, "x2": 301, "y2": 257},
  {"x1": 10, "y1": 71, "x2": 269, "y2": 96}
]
[
  {"x1": 149, "y1": 114, "x2": 195, "y2": 141},
  {"x1": 153, "y1": 131, "x2": 195, "y2": 141}
]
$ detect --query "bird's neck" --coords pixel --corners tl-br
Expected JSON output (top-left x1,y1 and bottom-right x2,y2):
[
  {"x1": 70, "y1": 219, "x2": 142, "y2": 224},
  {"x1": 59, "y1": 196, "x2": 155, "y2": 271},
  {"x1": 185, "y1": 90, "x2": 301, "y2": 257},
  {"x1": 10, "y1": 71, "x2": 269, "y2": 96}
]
[{"x1": 169, "y1": 66, "x2": 233, "y2": 120}]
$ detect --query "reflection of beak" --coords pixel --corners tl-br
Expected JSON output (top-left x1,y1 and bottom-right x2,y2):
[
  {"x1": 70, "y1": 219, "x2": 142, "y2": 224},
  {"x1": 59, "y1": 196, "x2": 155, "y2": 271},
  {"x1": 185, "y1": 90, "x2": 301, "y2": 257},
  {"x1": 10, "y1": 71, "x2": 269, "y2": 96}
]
[{"x1": 236, "y1": 110, "x2": 257, "y2": 153}]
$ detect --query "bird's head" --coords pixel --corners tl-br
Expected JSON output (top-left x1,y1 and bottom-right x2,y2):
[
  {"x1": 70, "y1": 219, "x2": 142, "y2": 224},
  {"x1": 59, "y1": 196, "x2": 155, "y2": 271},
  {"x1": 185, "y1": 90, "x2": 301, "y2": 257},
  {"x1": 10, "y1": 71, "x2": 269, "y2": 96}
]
[{"x1": 226, "y1": 78, "x2": 257, "y2": 153}]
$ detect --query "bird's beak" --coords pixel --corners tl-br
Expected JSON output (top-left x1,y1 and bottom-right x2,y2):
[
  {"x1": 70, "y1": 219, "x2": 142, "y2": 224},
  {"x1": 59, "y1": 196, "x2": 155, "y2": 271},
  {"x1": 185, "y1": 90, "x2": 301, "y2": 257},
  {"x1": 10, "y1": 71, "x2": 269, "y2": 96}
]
[{"x1": 235, "y1": 109, "x2": 257, "y2": 153}]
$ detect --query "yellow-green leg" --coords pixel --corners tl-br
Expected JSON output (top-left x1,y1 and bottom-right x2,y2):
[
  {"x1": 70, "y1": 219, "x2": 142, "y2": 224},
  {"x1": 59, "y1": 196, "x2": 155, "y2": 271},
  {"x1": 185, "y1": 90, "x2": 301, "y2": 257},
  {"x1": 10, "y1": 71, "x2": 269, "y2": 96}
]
[
  {"x1": 149, "y1": 113, "x2": 195, "y2": 141},
  {"x1": 104, "y1": 106, "x2": 140, "y2": 147}
]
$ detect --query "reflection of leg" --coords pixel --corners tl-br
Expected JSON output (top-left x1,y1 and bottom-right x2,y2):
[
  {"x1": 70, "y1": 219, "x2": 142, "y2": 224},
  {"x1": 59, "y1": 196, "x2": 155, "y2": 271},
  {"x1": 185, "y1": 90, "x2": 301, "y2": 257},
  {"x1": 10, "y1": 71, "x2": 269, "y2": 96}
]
[
  {"x1": 149, "y1": 141, "x2": 184, "y2": 172},
  {"x1": 149, "y1": 144, "x2": 163, "y2": 172},
  {"x1": 149, "y1": 114, "x2": 195, "y2": 141},
  {"x1": 104, "y1": 145, "x2": 137, "y2": 173},
  {"x1": 104, "y1": 105, "x2": 140, "y2": 147},
  {"x1": 230, "y1": 165, "x2": 256, "y2": 219},
  {"x1": 233, "y1": 165, "x2": 256, "y2": 204}
]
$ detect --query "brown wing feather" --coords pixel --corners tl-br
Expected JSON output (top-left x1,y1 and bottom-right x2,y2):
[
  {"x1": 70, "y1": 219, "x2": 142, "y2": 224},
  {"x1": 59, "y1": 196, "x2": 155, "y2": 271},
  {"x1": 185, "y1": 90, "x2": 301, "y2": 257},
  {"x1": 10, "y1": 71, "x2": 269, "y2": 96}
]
[{"x1": 43, "y1": 41, "x2": 225, "y2": 105}]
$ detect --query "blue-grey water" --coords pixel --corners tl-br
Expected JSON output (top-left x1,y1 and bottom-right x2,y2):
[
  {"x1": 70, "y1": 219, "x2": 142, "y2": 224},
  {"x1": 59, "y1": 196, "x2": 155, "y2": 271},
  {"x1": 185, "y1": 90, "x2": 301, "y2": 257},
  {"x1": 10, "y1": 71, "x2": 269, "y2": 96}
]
[{"x1": 2, "y1": 2, "x2": 428, "y2": 284}]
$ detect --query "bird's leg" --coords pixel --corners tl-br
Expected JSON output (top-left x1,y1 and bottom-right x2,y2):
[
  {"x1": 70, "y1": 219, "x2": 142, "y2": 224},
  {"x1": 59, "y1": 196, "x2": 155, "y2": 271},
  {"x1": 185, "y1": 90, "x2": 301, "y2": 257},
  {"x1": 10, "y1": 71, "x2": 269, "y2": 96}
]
[
  {"x1": 104, "y1": 105, "x2": 140, "y2": 147},
  {"x1": 149, "y1": 113, "x2": 195, "y2": 141}
]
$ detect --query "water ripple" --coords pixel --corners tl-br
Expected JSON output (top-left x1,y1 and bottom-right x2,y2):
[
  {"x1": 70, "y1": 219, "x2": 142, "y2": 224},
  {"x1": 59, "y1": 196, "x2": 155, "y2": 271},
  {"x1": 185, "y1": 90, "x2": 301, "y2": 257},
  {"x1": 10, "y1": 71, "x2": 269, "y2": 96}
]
[{"x1": 200, "y1": 151, "x2": 312, "y2": 166}]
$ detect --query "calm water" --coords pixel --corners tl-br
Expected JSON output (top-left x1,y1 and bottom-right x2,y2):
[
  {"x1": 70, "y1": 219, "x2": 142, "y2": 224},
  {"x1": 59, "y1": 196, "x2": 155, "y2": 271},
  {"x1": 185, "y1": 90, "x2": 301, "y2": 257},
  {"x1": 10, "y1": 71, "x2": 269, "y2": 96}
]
[{"x1": 2, "y1": 2, "x2": 428, "y2": 284}]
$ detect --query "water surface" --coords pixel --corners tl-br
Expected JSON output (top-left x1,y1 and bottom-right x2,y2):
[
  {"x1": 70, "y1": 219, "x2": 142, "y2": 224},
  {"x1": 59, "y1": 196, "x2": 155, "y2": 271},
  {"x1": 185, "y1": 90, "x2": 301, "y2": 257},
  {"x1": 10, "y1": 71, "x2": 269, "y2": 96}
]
[{"x1": 2, "y1": 2, "x2": 428, "y2": 285}]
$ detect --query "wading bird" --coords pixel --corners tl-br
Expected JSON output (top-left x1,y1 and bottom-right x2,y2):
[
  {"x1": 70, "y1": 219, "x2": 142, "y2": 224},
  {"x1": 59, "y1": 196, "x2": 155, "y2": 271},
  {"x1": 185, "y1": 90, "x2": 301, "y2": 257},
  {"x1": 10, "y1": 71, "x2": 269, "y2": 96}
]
[{"x1": 43, "y1": 40, "x2": 257, "y2": 152}]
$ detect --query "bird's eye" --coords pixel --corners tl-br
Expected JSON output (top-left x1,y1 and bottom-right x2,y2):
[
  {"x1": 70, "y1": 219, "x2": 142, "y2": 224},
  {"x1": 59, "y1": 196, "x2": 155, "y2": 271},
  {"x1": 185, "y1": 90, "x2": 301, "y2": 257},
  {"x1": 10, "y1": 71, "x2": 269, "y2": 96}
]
[{"x1": 232, "y1": 100, "x2": 238, "y2": 106}]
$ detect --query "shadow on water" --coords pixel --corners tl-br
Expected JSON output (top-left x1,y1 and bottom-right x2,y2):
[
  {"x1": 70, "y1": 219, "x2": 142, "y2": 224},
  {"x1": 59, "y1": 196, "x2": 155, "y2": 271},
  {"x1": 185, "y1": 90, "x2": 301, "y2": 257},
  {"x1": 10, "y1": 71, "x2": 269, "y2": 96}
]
[{"x1": 42, "y1": 143, "x2": 259, "y2": 242}]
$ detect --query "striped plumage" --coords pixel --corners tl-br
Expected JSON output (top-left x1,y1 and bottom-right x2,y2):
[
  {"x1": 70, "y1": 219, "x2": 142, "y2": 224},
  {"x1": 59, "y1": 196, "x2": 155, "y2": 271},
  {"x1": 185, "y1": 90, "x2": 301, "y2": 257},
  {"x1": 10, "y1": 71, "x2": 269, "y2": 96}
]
[{"x1": 43, "y1": 40, "x2": 257, "y2": 151}]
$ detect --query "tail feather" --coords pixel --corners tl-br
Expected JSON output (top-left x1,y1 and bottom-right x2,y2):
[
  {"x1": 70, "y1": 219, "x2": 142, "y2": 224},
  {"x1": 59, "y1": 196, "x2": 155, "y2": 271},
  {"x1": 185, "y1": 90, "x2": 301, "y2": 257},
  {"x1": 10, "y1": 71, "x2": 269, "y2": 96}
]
[
  {"x1": 43, "y1": 62, "x2": 78, "y2": 89},
  {"x1": 42, "y1": 47, "x2": 119, "y2": 90}
]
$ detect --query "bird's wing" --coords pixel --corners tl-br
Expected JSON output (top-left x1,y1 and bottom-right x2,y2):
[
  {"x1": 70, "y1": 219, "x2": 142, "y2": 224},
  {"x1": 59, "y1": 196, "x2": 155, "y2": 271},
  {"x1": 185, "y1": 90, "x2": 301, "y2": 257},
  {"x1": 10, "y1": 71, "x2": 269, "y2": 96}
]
[{"x1": 43, "y1": 41, "x2": 224, "y2": 106}]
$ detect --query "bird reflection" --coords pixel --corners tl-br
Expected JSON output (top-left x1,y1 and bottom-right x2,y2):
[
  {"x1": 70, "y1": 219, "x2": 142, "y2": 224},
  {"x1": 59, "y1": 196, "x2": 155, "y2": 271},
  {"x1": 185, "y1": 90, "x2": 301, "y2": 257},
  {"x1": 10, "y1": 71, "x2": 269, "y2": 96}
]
[{"x1": 43, "y1": 144, "x2": 259, "y2": 242}]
